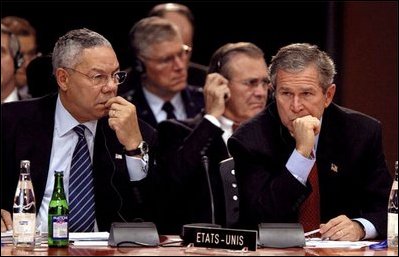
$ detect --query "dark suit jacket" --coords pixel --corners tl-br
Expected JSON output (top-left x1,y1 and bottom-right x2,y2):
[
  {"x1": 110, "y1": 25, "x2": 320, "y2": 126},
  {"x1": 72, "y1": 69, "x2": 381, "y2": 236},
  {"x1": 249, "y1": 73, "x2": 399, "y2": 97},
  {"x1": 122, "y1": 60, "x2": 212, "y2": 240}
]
[
  {"x1": 228, "y1": 101, "x2": 392, "y2": 238},
  {"x1": 156, "y1": 114, "x2": 229, "y2": 234},
  {"x1": 118, "y1": 71, "x2": 204, "y2": 128},
  {"x1": 1, "y1": 93, "x2": 157, "y2": 231}
]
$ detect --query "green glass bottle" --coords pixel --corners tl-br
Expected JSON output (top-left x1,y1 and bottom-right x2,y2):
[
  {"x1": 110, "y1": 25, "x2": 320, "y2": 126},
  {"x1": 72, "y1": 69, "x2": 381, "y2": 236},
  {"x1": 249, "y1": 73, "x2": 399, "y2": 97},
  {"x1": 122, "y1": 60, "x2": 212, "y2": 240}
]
[{"x1": 48, "y1": 170, "x2": 69, "y2": 247}]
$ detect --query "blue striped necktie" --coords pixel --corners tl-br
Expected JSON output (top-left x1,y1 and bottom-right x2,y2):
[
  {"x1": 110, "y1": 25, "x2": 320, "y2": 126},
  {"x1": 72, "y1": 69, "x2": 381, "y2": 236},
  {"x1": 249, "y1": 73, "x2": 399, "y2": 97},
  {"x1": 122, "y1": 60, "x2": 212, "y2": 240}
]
[{"x1": 69, "y1": 124, "x2": 95, "y2": 232}]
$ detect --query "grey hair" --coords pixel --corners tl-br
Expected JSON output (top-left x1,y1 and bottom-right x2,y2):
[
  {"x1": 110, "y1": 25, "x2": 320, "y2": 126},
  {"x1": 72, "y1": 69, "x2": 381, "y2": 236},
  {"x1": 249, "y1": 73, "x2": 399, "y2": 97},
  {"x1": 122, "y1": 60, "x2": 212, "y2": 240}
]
[
  {"x1": 208, "y1": 42, "x2": 265, "y2": 78},
  {"x1": 128, "y1": 16, "x2": 181, "y2": 58},
  {"x1": 269, "y1": 43, "x2": 336, "y2": 92},
  {"x1": 52, "y1": 28, "x2": 112, "y2": 74}
]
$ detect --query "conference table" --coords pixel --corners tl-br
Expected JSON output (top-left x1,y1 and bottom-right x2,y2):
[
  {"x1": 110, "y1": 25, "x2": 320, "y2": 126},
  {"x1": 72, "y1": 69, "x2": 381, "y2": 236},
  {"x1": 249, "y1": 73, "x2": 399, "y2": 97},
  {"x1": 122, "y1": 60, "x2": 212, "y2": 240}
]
[{"x1": 1, "y1": 235, "x2": 397, "y2": 256}]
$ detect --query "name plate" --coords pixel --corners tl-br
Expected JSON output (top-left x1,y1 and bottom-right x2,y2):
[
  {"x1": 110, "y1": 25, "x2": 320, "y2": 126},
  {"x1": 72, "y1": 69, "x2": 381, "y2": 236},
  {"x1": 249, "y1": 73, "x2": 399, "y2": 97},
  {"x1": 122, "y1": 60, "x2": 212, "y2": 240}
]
[{"x1": 182, "y1": 224, "x2": 257, "y2": 251}]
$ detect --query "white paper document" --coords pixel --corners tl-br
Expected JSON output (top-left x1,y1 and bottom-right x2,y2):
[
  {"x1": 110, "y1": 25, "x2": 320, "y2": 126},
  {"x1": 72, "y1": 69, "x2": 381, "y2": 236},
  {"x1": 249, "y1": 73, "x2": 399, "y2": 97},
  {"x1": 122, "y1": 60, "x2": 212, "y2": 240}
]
[
  {"x1": 69, "y1": 232, "x2": 109, "y2": 246},
  {"x1": 69, "y1": 232, "x2": 109, "y2": 241},
  {"x1": 305, "y1": 238, "x2": 376, "y2": 248}
]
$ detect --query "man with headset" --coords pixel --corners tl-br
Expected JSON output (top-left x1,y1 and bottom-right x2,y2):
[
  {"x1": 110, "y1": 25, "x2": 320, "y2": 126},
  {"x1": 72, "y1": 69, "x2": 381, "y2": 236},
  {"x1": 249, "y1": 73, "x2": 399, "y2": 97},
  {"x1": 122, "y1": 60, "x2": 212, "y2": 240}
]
[
  {"x1": 148, "y1": 2, "x2": 208, "y2": 87},
  {"x1": 1, "y1": 23, "x2": 25, "y2": 103},
  {"x1": 119, "y1": 17, "x2": 204, "y2": 128},
  {"x1": 2, "y1": 16, "x2": 40, "y2": 99},
  {"x1": 155, "y1": 42, "x2": 270, "y2": 234}
]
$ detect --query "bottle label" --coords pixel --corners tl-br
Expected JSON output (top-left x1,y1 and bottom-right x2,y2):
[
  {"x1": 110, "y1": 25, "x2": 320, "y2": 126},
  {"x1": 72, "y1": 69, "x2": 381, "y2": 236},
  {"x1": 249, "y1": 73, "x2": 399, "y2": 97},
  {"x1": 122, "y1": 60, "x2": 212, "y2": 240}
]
[
  {"x1": 13, "y1": 213, "x2": 36, "y2": 243},
  {"x1": 388, "y1": 213, "x2": 398, "y2": 234},
  {"x1": 392, "y1": 181, "x2": 398, "y2": 190},
  {"x1": 52, "y1": 216, "x2": 68, "y2": 239}
]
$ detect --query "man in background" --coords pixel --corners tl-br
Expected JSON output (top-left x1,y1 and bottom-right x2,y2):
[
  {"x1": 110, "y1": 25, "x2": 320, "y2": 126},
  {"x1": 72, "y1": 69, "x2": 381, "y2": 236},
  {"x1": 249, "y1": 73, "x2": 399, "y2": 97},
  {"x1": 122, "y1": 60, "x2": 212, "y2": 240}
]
[
  {"x1": 1, "y1": 23, "x2": 24, "y2": 103},
  {"x1": 2, "y1": 16, "x2": 40, "y2": 99},
  {"x1": 156, "y1": 42, "x2": 270, "y2": 234},
  {"x1": 120, "y1": 17, "x2": 204, "y2": 128},
  {"x1": 148, "y1": 2, "x2": 208, "y2": 87}
]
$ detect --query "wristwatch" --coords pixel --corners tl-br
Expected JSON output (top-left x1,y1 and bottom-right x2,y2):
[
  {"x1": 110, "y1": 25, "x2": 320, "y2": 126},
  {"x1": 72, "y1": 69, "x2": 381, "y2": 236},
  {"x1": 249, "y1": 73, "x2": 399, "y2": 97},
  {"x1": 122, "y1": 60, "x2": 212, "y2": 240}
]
[{"x1": 124, "y1": 141, "x2": 149, "y2": 157}]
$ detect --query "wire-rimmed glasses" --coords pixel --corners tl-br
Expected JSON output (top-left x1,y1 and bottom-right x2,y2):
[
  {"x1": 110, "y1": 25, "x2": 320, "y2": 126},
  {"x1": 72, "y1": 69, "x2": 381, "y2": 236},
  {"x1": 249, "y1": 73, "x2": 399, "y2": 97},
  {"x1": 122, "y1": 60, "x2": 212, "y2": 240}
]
[
  {"x1": 63, "y1": 67, "x2": 127, "y2": 87},
  {"x1": 140, "y1": 44, "x2": 192, "y2": 68}
]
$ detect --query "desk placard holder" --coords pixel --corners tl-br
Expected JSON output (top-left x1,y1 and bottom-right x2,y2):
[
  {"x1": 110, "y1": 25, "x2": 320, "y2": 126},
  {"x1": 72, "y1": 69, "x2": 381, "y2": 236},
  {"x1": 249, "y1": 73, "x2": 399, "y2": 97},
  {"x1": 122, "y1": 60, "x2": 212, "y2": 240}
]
[
  {"x1": 258, "y1": 223, "x2": 305, "y2": 248},
  {"x1": 108, "y1": 222, "x2": 159, "y2": 247}
]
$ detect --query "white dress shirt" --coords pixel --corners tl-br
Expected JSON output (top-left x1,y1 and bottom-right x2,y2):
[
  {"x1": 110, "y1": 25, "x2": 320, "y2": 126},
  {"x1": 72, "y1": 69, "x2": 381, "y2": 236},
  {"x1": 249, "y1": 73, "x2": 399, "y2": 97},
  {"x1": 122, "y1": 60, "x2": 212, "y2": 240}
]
[
  {"x1": 142, "y1": 86, "x2": 187, "y2": 123},
  {"x1": 2, "y1": 88, "x2": 19, "y2": 103}
]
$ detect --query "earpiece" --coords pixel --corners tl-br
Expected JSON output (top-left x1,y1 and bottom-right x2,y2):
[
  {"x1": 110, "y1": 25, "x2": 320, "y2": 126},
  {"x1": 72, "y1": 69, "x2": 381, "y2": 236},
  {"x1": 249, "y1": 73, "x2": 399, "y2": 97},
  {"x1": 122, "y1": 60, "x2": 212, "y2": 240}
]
[
  {"x1": 208, "y1": 48, "x2": 234, "y2": 75},
  {"x1": 208, "y1": 44, "x2": 245, "y2": 75},
  {"x1": 133, "y1": 57, "x2": 146, "y2": 74}
]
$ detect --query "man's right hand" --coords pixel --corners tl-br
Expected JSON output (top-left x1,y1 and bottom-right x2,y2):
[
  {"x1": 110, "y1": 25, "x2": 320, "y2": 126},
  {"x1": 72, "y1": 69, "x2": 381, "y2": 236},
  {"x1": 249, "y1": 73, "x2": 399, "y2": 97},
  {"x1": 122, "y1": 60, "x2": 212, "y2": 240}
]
[
  {"x1": 292, "y1": 115, "x2": 321, "y2": 158},
  {"x1": 203, "y1": 73, "x2": 230, "y2": 118},
  {"x1": 1, "y1": 209, "x2": 12, "y2": 232}
]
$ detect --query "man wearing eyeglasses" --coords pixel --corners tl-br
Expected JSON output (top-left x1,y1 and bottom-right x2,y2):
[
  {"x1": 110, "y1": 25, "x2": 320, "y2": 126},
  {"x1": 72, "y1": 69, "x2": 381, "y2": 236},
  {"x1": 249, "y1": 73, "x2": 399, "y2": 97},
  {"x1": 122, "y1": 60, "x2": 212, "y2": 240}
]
[
  {"x1": 119, "y1": 16, "x2": 204, "y2": 128},
  {"x1": 1, "y1": 28, "x2": 157, "y2": 233},
  {"x1": 155, "y1": 42, "x2": 270, "y2": 234}
]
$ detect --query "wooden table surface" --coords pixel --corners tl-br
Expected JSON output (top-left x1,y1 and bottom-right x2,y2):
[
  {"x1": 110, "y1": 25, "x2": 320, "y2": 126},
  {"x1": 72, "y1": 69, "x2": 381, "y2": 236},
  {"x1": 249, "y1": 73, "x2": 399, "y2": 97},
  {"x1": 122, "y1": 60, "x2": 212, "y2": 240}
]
[{"x1": 2, "y1": 242, "x2": 397, "y2": 256}]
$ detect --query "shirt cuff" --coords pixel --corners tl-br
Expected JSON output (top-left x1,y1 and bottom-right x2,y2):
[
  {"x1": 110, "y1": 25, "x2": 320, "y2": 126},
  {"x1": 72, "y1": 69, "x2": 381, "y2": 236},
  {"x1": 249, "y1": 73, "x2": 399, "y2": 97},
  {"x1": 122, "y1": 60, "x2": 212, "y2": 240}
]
[
  {"x1": 204, "y1": 114, "x2": 221, "y2": 128},
  {"x1": 286, "y1": 149, "x2": 316, "y2": 185},
  {"x1": 125, "y1": 154, "x2": 148, "y2": 181},
  {"x1": 353, "y1": 218, "x2": 378, "y2": 240}
]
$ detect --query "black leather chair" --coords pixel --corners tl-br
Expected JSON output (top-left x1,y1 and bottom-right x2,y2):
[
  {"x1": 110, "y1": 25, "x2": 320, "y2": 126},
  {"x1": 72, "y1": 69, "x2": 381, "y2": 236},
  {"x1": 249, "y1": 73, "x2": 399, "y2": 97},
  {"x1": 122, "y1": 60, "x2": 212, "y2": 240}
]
[{"x1": 219, "y1": 157, "x2": 239, "y2": 228}]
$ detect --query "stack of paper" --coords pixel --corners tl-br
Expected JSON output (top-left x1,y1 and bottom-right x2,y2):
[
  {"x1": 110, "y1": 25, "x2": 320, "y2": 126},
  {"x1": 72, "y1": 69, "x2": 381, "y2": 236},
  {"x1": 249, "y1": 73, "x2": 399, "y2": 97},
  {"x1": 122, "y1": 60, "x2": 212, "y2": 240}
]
[
  {"x1": 1, "y1": 230, "x2": 13, "y2": 244},
  {"x1": 69, "y1": 232, "x2": 109, "y2": 246}
]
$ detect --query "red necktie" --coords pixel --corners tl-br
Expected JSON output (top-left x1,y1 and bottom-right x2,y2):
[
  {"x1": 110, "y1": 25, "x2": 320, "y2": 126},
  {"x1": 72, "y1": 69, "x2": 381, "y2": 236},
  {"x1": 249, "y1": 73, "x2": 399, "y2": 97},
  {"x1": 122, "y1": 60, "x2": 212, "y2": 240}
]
[
  {"x1": 232, "y1": 123, "x2": 240, "y2": 132},
  {"x1": 298, "y1": 163, "x2": 320, "y2": 233}
]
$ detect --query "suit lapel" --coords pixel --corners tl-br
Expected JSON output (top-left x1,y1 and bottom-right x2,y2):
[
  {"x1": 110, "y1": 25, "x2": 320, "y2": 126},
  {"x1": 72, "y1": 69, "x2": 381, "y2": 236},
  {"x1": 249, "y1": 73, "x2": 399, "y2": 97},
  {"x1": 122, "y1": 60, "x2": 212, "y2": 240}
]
[
  {"x1": 18, "y1": 94, "x2": 57, "y2": 208},
  {"x1": 131, "y1": 85, "x2": 158, "y2": 128}
]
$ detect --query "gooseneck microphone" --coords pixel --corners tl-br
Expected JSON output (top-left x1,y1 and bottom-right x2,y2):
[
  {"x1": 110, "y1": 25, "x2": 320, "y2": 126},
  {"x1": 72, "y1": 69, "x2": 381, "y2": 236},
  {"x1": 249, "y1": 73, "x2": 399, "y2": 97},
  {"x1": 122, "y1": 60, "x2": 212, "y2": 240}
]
[{"x1": 201, "y1": 155, "x2": 215, "y2": 224}]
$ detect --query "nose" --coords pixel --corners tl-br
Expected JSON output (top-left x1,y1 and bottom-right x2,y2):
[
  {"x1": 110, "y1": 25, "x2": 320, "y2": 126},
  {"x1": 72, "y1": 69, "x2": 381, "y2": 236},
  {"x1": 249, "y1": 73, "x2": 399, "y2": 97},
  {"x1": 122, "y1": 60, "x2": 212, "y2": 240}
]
[
  {"x1": 254, "y1": 83, "x2": 268, "y2": 98},
  {"x1": 102, "y1": 78, "x2": 118, "y2": 93},
  {"x1": 291, "y1": 95, "x2": 303, "y2": 113},
  {"x1": 172, "y1": 55, "x2": 186, "y2": 70}
]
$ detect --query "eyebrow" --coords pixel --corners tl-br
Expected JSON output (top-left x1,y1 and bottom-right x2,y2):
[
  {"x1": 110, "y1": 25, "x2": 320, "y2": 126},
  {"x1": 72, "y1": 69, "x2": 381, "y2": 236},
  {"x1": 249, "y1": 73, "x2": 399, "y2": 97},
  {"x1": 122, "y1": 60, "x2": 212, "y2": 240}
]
[{"x1": 89, "y1": 67, "x2": 120, "y2": 74}]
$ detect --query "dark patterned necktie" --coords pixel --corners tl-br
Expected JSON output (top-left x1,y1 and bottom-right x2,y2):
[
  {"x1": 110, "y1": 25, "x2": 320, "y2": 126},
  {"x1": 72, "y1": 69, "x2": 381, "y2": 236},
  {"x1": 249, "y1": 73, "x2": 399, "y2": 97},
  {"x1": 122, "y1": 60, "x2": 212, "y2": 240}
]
[
  {"x1": 69, "y1": 124, "x2": 95, "y2": 232},
  {"x1": 162, "y1": 101, "x2": 176, "y2": 120},
  {"x1": 298, "y1": 163, "x2": 320, "y2": 233}
]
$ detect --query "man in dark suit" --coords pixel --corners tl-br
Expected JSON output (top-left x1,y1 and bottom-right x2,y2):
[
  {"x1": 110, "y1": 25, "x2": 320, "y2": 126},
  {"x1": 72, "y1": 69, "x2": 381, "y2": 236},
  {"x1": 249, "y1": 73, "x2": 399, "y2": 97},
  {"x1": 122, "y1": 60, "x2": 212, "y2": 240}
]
[
  {"x1": 119, "y1": 17, "x2": 204, "y2": 128},
  {"x1": 148, "y1": 2, "x2": 208, "y2": 88},
  {"x1": 1, "y1": 28, "x2": 157, "y2": 232},
  {"x1": 228, "y1": 43, "x2": 392, "y2": 241},
  {"x1": 156, "y1": 42, "x2": 270, "y2": 234}
]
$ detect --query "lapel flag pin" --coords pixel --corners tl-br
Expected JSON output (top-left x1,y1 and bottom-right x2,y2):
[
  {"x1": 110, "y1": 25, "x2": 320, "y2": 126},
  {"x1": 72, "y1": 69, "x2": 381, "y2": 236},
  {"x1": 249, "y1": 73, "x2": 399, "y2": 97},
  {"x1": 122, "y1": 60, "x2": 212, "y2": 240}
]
[{"x1": 331, "y1": 163, "x2": 338, "y2": 173}]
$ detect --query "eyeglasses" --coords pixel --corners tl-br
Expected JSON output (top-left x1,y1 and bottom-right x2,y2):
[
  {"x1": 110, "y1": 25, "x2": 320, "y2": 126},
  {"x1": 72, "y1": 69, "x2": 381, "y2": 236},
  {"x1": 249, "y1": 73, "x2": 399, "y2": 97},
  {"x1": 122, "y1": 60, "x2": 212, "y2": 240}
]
[
  {"x1": 63, "y1": 67, "x2": 127, "y2": 87},
  {"x1": 141, "y1": 44, "x2": 192, "y2": 67},
  {"x1": 229, "y1": 77, "x2": 271, "y2": 89}
]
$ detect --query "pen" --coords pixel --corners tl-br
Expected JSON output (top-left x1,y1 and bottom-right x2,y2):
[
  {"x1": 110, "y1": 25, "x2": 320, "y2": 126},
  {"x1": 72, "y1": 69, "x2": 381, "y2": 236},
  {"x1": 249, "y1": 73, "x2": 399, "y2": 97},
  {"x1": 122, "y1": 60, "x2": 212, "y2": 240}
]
[{"x1": 304, "y1": 228, "x2": 320, "y2": 237}]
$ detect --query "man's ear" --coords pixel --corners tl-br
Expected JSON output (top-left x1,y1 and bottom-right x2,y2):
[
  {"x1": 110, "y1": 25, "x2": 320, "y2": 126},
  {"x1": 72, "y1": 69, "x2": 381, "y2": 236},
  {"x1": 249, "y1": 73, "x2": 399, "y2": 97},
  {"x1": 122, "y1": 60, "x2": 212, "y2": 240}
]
[
  {"x1": 324, "y1": 84, "x2": 336, "y2": 107},
  {"x1": 56, "y1": 68, "x2": 69, "y2": 91}
]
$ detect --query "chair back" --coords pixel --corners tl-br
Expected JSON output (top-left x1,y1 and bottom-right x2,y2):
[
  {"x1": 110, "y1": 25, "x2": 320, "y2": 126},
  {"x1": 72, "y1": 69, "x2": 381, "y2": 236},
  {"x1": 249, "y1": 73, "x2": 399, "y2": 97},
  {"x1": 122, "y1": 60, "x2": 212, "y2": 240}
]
[{"x1": 219, "y1": 157, "x2": 239, "y2": 228}]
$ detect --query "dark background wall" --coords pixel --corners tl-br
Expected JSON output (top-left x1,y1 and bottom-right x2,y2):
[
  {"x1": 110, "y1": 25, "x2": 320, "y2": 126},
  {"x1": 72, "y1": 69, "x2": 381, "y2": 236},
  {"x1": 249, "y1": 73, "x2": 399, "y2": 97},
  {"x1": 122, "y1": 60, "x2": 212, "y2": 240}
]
[
  {"x1": 340, "y1": 2, "x2": 397, "y2": 174},
  {"x1": 2, "y1": 1, "x2": 397, "y2": 173}
]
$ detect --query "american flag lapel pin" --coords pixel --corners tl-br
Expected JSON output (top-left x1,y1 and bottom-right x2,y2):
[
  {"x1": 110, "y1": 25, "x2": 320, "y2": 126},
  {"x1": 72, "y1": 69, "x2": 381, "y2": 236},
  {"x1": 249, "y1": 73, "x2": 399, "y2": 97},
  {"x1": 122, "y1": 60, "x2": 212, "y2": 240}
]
[
  {"x1": 115, "y1": 154, "x2": 123, "y2": 159},
  {"x1": 331, "y1": 163, "x2": 338, "y2": 173}
]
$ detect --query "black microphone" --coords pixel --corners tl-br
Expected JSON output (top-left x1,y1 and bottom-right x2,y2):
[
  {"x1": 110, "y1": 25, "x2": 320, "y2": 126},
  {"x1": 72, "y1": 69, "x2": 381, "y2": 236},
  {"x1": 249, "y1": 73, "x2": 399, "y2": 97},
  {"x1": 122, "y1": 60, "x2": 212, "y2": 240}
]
[
  {"x1": 202, "y1": 155, "x2": 215, "y2": 224},
  {"x1": 181, "y1": 156, "x2": 221, "y2": 244}
]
